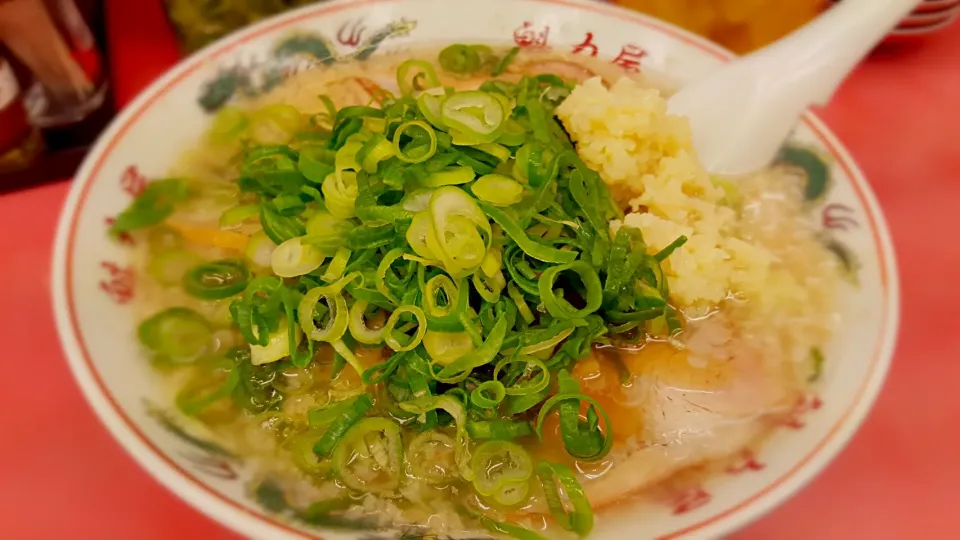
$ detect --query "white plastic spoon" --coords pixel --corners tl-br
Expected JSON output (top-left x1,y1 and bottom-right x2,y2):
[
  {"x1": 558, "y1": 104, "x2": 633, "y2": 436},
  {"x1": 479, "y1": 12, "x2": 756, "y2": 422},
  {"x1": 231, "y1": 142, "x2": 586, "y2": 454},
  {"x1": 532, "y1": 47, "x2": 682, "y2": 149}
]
[{"x1": 667, "y1": 0, "x2": 921, "y2": 176}]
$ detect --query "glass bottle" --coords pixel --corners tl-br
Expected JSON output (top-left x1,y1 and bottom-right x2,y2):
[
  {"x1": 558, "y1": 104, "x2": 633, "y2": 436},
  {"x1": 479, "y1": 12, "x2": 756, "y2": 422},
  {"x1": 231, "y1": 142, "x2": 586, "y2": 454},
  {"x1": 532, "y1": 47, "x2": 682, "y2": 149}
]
[{"x1": 0, "y1": 0, "x2": 107, "y2": 129}]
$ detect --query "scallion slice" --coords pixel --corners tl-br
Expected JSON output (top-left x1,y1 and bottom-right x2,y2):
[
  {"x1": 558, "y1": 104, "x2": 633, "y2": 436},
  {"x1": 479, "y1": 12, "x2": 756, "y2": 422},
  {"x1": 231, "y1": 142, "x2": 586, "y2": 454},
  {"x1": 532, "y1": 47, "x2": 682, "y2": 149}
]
[
  {"x1": 383, "y1": 305, "x2": 427, "y2": 352},
  {"x1": 399, "y1": 395, "x2": 472, "y2": 481},
  {"x1": 472, "y1": 174, "x2": 524, "y2": 206},
  {"x1": 313, "y1": 394, "x2": 373, "y2": 457},
  {"x1": 536, "y1": 461, "x2": 594, "y2": 536},
  {"x1": 470, "y1": 440, "x2": 533, "y2": 505},
  {"x1": 271, "y1": 236, "x2": 326, "y2": 278},
  {"x1": 441, "y1": 91, "x2": 505, "y2": 144},
  {"x1": 407, "y1": 430, "x2": 458, "y2": 484},
  {"x1": 397, "y1": 59, "x2": 440, "y2": 95},
  {"x1": 332, "y1": 416, "x2": 403, "y2": 493},
  {"x1": 393, "y1": 120, "x2": 438, "y2": 164},
  {"x1": 138, "y1": 307, "x2": 212, "y2": 363},
  {"x1": 470, "y1": 380, "x2": 506, "y2": 408}
]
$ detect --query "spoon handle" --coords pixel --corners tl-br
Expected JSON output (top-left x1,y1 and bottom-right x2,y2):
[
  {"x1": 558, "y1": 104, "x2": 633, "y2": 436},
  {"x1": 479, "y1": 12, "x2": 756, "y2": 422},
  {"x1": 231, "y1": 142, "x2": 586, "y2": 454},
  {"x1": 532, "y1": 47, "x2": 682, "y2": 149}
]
[{"x1": 752, "y1": 0, "x2": 921, "y2": 106}]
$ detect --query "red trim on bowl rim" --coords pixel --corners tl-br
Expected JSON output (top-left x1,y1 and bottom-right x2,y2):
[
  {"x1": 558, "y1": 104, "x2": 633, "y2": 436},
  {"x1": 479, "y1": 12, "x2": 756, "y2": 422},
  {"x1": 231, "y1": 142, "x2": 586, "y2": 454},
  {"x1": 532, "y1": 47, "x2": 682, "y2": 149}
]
[{"x1": 60, "y1": 0, "x2": 895, "y2": 538}]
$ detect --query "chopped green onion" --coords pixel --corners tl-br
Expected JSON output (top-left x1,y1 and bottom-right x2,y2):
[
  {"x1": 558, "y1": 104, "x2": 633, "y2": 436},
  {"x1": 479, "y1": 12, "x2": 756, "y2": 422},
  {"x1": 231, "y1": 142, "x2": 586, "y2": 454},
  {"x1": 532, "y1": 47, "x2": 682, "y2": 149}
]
[
  {"x1": 809, "y1": 347, "x2": 825, "y2": 382},
  {"x1": 332, "y1": 417, "x2": 403, "y2": 493},
  {"x1": 439, "y1": 44, "x2": 482, "y2": 74},
  {"x1": 260, "y1": 203, "x2": 306, "y2": 245},
  {"x1": 466, "y1": 420, "x2": 534, "y2": 440},
  {"x1": 272, "y1": 365, "x2": 315, "y2": 395},
  {"x1": 479, "y1": 515, "x2": 547, "y2": 540},
  {"x1": 219, "y1": 204, "x2": 260, "y2": 228},
  {"x1": 407, "y1": 430, "x2": 458, "y2": 484},
  {"x1": 538, "y1": 261, "x2": 603, "y2": 319},
  {"x1": 271, "y1": 236, "x2": 326, "y2": 277},
  {"x1": 497, "y1": 118, "x2": 527, "y2": 147},
  {"x1": 514, "y1": 326, "x2": 575, "y2": 356},
  {"x1": 176, "y1": 358, "x2": 239, "y2": 416},
  {"x1": 436, "y1": 314, "x2": 510, "y2": 381},
  {"x1": 138, "y1": 307, "x2": 212, "y2": 362},
  {"x1": 249, "y1": 316, "x2": 302, "y2": 365},
  {"x1": 405, "y1": 211, "x2": 440, "y2": 261},
  {"x1": 399, "y1": 395, "x2": 472, "y2": 480},
  {"x1": 322, "y1": 171, "x2": 359, "y2": 219},
  {"x1": 337, "y1": 105, "x2": 385, "y2": 122},
  {"x1": 470, "y1": 380, "x2": 506, "y2": 408},
  {"x1": 110, "y1": 179, "x2": 189, "y2": 236},
  {"x1": 332, "y1": 339, "x2": 365, "y2": 376},
  {"x1": 183, "y1": 259, "x2": 249, "y2": 300},
  {"x1": 305, "y1": 211, "x2": 354, "y2": 250},
  {"x1": 480, "y1": 203, "x2": 578, "y2": 264},
  {"x1": 321, "y1": 247, "x2": 352, "y2": 282},
  {"x1": 472, "y1": 268, "x2": 506, "y2": 303},
  {"x1": 313, "y1": 394, "x2": 373, "y2": 456},
  {"x1": 132, "y1": 52, "x2": 698, "y2": 527},
  {"x1": 504, "y1": 387, "x2": 551, "y2": 416},
  {"x1": 288, "y1": 428, "x2": 331, "y2": 476},
  {"x1": 383, "y1": 305, "x2": 427, "y2": 352},
  {"x1": 536, "y1": 461, "x2": 594, "y2": 536},
  {"x1": 493, "y1": 355, "x2": 549, "y2": 396},
  {"x1": 397, "y1": 59, "x2": 440, "y2": 95},
  {"x1": 429, "y1": 187, "x2": 492, "y2": 276},
  {"x1": 374, "y1": 248, "x2": 407, "y2": 305},
  {"x1": 506, "y1": 283, "x2": 535, "y2": 324},
  {"x1": 422, "y1": 330, "x2": 474, "y2": 366},
  {"x1": 492, "y1": 47, "x2": 520, "y2": 77},
  {"x1": 476, "y1": 143, "x2": 512, "y2": 164},
  {"x1": 298, "y1": 145, "x2": 336, "y2": 183},
  {"x1": 470, "y1": 440, "x2": 533, "y2": 506},
  {"x1": 423, "y1": 274, "x2": 459, "y2": 318},
  {"x1": 404, "y1": 354, "x2": 438, "y2": 430},
  {"x1": 231, "y1": 276, "x2": 282, "y2": 346},
  {"x1": 348, "y1": 300, "x2": 384, "y2": 345},
  {"x1": 471, "y1": 174, "x2": 524, "y2": 206},
  {"x1": 147, "y1": 249, "x2": 202, "y2": 287},
  {"x1": 393, "y1": 120, "x2": 438, "y2": 164},
  {"x1": 441, "y1": 91, "x2": 505, "y2": 144},
  {"x1": 654, "y1": 235, "x2": 688, "y2": 262},
  {"x1": 248, "y1": 104, "x2": 302, "y2": 144},
  {"x1": 299, "y1": 284, "x2": 349, "y2": 342},
  {"x1": 424, "y1": 165, "x2": 475, "y2": 187},
  {"x1": 535, "y1": 370, "x2": 613, "y2": 461},
  {"x1": 207, "y1": 106, "x2": 248, "y2": 143},
  {"x1": 244, "y1": 231, "x2": 276, "y2": 269},
  {"x1": 359, "y1": 135, "x2": 395, "y2": 173},
  {"x1": 416, "y1": 90, "x2": 447, "y2": 130},
  {"x1": 480, "y1": 245, "x2": 503, "y2": 277},
  {"x1": 329, "y1": 117, "x2": 363, "y2": 150},
  {"x1": 360, "y1": 350, "x2": 403, "y2": 384}
]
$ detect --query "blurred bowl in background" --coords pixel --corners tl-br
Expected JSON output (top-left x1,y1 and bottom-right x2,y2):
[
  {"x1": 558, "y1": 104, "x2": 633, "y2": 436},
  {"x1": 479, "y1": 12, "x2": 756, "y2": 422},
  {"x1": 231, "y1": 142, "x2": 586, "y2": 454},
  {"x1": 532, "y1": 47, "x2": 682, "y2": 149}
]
[{"x1": 830, "y1": 0, "x2": 960, "y2": 40}]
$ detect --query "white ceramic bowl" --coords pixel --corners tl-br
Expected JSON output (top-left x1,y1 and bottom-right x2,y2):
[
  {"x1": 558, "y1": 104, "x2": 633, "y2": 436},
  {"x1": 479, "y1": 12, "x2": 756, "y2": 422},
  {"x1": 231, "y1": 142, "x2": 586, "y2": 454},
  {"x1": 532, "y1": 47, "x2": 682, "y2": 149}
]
[{"x1": 51, "y1": 0, "x2": 900, "y2": 538}]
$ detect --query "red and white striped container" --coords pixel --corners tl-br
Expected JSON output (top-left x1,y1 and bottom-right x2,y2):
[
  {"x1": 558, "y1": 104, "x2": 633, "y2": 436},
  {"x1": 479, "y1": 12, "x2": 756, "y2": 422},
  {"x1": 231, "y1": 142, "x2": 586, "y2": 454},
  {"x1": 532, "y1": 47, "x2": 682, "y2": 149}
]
[{"x1": 833, "y1": 0, "x2": 959, "y2": 39}]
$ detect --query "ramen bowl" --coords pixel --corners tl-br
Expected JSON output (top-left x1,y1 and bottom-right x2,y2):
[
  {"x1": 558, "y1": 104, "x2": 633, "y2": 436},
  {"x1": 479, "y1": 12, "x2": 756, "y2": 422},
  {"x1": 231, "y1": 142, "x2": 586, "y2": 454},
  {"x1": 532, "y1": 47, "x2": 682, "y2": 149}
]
[{"x1": 51, "y1": 0, "x2": 899, "y2": 538}]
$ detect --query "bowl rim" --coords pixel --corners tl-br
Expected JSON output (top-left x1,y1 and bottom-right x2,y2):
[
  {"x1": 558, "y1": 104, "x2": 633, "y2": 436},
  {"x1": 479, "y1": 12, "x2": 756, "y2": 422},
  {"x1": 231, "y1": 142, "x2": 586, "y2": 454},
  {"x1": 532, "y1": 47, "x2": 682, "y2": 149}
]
[{"x1": 51, "y1": 0, "x2": 901, "y2": 538}]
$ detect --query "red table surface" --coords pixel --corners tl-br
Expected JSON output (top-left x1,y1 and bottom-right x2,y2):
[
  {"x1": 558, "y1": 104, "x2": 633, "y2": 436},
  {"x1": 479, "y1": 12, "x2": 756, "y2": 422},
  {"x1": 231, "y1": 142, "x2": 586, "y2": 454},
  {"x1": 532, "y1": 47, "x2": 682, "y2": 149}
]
[{"x1": 2, "y1": 1, "x2": 958, "y2": 538}]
